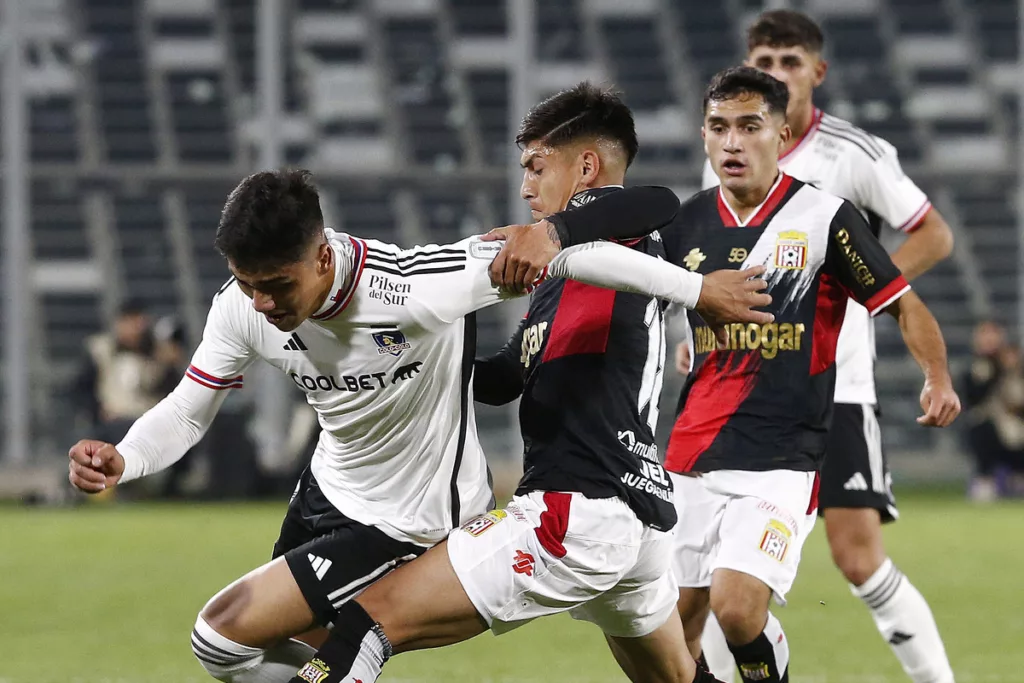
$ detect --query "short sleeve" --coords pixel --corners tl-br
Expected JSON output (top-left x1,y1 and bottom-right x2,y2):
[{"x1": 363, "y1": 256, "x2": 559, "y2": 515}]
[
  {"x1": 826, "y1": 201, "x2": 911, "y2": 317},
  {"x1": 409, "y1": 236, "x2": 519, "y2": 327},
  {"x1": 185, "y1": 284, "x2": 258, "y2": 390},
  {"x1": 848, "y1": 138, "x2": 931, "y2": 233}
]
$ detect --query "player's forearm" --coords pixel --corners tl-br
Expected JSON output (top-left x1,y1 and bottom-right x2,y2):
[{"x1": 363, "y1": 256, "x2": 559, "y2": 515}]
[
  {"x1": 116, "y1": 377, "x2": 228, "y2": 481},
  {"x1": 547, "y1": 186, "x2": 679, "y2": 248},
  {"x1": 549, "y1": 241, "x2": 702, "y2": 309},
  {"x1": 893, "y1": 292, "x2": 951, "y2": 384},
  {"x1": 889, "y1": 210, "x2": 953, "y2": 281}
]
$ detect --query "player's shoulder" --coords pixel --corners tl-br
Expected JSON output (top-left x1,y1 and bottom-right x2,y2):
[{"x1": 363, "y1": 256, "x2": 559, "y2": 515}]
[
  {"x1": 817, "y1": 111, "x2": 897, "y2": 163},
  {"x1": 678, "y1": 187, "x2": 719, "y2": 218},
  {"x1": 362, "y1": 234, "x2": 481, "y2": 280}
]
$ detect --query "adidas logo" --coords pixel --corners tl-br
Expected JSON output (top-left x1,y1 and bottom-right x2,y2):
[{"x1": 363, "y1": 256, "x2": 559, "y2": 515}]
[
  {"x1": 889, "y1": 631, "x2": 914, "y2": 645},
  {"x1": 843, "y1": 472, "x2": 869, "y2": 491},
  {"x1": 308, "y1": 553, "x2": 332, "y2": 580},
  {"x1": 283, "y1": 333, "x2": 308, "y2": 351}
]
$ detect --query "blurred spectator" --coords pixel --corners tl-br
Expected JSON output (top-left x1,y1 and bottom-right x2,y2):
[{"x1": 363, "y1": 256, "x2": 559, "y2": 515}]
[
  {"x1": 72, "y1": 300, "x2": 180, "y2": 444},
  {"x1": 962, "y1": 320, "x2": 1024, "y2": 500}
]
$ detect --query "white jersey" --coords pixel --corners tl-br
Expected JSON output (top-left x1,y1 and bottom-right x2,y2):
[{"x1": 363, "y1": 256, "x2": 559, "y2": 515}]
[
  {"x1": 702, "y1": 108, "x2": 931, "y2": 404},
  {"x1": 116, "y1": 225, "x2": 707, "y2": 547}
]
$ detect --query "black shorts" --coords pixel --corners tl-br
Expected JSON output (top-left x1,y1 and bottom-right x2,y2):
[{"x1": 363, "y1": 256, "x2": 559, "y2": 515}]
[
  {"x1": 818, "y1": 402, "x2": 899, "y2": 523},
  {"x1": 272, "y1": 467, "x2": 426, "y2": 627}
]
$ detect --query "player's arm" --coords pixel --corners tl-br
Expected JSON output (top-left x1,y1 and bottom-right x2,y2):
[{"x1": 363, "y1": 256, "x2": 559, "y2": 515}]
[
  {"x1": 474, "y1": 317, "x2": 528, "y2": 406},
  {"x1": 850, "y1": 140, "x2": 953, "y2": 280},
  {"x1": 826, "y1": 201, "x2": 960, "y2": 427},
  {"x1": 484, "y1": 185, "x2": 680, "y2": 290},
  {"x1": 68, "y1": 290, "x2": 256, "y2": 492}
]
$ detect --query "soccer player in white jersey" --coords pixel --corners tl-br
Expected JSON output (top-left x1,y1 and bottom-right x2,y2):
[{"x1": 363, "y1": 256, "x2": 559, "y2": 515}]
[
  {"x1": 690, "y1": 10, "x2": 957, "y2": 683},
  {"x1": 68, "y1": 168, "x2": 771, "y2": 683}
]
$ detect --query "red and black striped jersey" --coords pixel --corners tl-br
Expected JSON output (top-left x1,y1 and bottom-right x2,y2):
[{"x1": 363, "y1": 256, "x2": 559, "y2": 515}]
[
  {"x1": 475, "y1": 186, "x2": 677, "y2": 532},
  {"x1": 663, "y1": 175, "x2": 909, "y2": 474}
]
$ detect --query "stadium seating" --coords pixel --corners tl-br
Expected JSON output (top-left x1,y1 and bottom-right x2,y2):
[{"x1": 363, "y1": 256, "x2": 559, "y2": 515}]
[{"x1": 13, "y1": 0, "x2": 1015, "y2": 460}]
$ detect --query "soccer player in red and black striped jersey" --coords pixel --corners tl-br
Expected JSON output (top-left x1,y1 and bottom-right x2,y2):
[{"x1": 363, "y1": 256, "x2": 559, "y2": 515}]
[
  {"x1": 277, "y1": 84, "x2": 775, "y2": 683},
  {"x1": 483, "y1": 68, "x2": 960, "y2": 683}
]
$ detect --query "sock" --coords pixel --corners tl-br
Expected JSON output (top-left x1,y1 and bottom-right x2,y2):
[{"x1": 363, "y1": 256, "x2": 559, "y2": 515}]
[
  {"x1": 694, "y1": 667, "x2": 731, "y2": 683},
  {"x1": 287, "y1": 601, "x2": 391, "y2": 683},
  {"x1": 853, "y1": 558, "x2": 955, "y2": 683},
  {"x1": 702, "y1": 612, "x2": 737, "y2": 683},
  {"x1": 726, "y1": 612, "x2": 789, "y2": 683},
  {"x1": 191, "y1": 616, "x2": 316, "y2": 682}
]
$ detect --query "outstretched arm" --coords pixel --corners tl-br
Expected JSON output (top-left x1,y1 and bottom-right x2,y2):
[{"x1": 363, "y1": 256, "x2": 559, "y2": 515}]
[{"x1": 884, "y1": 291, "x2": 960, "y2": 427}]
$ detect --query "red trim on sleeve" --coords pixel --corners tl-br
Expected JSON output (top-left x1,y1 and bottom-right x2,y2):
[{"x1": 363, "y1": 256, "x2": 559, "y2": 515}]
[
  {"x1": 865, "y1": 276, "x2": 911, "y2": 317},
  {"x1": 185, "y1": 365, "x2": 244, "y2": 390},
  {"x1": 900, "y1": 201, "x2": 932, "y2": 233},
  {"x1": 534, "y1": 492, "x2": 572, "y2": 558}
]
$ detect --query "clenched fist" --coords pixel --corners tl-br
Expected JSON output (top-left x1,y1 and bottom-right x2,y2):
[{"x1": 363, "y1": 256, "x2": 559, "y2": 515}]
[{"x1": 68, "y1": 439, "x2": 125, "y2": 493}]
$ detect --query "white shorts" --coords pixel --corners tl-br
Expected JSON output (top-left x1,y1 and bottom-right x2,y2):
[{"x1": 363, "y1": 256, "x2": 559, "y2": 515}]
[
  {"x1": 670, "y1": 470, "x2": 818, "y2": 604},
  {"x1": 448, "y1": 490, "x2": 678, "y2": 638}
]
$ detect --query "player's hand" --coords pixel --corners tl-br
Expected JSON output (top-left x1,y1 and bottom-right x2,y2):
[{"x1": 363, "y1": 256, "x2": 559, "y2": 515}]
[
  {"x1": 674, "y1": 341, "x2": 691, "y2": 376},
  {"x1": 68, "y1": 439, "x2": 125, "y2": 493},
  {"x1": 917, "y1": 378, "x2": 961, "y2": 427},
  {"x1": 696, "y1": 266, "x2": 774, "y2": 327},
  {"x1": 483, "y1": 219, "x2": 560, "y2": 293}
]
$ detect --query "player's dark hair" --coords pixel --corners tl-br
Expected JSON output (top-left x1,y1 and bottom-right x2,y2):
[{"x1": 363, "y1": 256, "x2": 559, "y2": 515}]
[
  {"x1": 516, "y1": 82, "x2": 639, "y2": 167},
  {"x1": 747, "y1": 10, "x2": 825, "y2": 54},
  {"x1": 703, "y1": 66, "x2": 789, "y2": 118},
  {"x1": 215, "y1": 169, "x2": 325, "y2": 271}
]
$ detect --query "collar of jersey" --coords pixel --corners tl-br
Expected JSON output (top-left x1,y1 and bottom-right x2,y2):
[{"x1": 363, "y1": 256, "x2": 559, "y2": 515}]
[
  {"x1": 779, "y1": 107, "x2": 822, "y2": 164},
  {"x1": 311, "y1": 236, "x2": 367, "y2": 322},
  {"x1": 717, "y1": 172, "x2": 792, "y2": 228}
]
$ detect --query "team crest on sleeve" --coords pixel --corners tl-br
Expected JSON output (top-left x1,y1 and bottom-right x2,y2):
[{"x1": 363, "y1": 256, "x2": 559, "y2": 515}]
[
  {"x1": 372, "y1": 330, "x2": 411, "y2": 356},
  {"x1": 774, "y1": 230, "x2": 808, "y2": 270}
]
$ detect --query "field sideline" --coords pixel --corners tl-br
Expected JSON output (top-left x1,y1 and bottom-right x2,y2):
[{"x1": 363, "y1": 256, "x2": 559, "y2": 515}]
[{"x1": 1, "y1": 491, "x2": 1020, "y2": 682}]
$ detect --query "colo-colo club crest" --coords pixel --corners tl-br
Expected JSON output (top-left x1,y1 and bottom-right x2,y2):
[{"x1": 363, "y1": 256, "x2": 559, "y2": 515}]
[{"x1": 372, "y1": 330, "x2": 411, "y2": 356}]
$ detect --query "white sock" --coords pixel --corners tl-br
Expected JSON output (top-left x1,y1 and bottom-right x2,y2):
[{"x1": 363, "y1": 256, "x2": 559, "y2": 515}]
[
  {"x1": 852, "y1": 559, "x2": 955, "y2": 683},
  {"x1": 701, "y1": 612, "x2": 736, "y2": 683},
  {"x1": 191, "y1": 616, "x2": 316, "y2": 682}
]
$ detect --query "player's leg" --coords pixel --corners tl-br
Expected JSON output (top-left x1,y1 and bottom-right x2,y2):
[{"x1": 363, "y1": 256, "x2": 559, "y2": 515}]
[
  {"x1": 667, "y1": 472, "x2": 726, "y2": 663},
  {"x1": 192, "y1": 468, "x2": 422, "y2": 683},
  {"x1": 706, "y1": 470, "x2": 818, "y2": 683},
  {"x1": 699, "y1": 612, "x2": 737, "y2": 683},
  {"x1": 578, "y1": 526, "x2": 721, "y2": 683},
  {"x1": 604, "y1": 612, "x2": 722, "y2": 683},
  {"x1": 821, "y1": 404, "x2": 955, "y2": 683},
  {"x1": 281, "y1": 492, "x2": 640, "y2": 683},
  {"x1": 709, "y1": 569, "x2": 787, "y2": 683}
]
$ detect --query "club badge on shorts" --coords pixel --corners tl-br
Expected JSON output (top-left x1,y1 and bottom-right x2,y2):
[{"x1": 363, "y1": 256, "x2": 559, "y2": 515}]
[
  {"x1": 759, "y1": 518, "x2": 792, "y2": 562},
  {"x1": 461, "y1": 509, "x2": 507, "y2": 537},
  {"x1": 774, "y1": 230, "x2": 808, "y2": 270}
]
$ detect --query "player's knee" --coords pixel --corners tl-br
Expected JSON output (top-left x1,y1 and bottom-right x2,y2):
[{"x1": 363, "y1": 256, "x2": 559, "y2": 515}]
[
  {"x1": 199, "y1": 581, "x2": 254, "y2": 644},
  {"x1": 830, "y1": 539, "x2": 883, "y2": 586},
  {"x1": 710, "y1": 593, "x2": 765, "y2": 645}
]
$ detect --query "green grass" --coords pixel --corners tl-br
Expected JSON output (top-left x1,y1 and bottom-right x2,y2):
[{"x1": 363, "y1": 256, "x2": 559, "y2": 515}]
[{"x1": 0, "y1": 492, "x2": 1020, "y2": 682}]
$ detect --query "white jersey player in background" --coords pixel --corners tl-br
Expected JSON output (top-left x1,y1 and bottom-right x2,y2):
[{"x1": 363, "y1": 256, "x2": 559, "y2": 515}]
[
  {"x1": 69, "y1": 168, "x2": 771, "y2": 683},
  {"x1": 688, "y1": 11, "x2": 956, "y2": 683}
]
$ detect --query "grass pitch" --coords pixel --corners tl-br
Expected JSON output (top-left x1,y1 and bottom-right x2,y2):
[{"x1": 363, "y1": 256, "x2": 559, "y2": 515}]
[{"x1": 1, "y1": 490, "x2": 1020, "y2": 682}]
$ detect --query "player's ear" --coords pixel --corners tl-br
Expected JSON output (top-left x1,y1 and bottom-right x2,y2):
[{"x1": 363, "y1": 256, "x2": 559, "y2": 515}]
[
  {"x1": 813, "y1": 57, "x2": 828, "y2": 87},
  {"x1": 317, "y1": 240, "x2": 332, "y2": 275},
  {"x1": 580, "y1": 149, "x2": 600, "y2": 184},
  {"x1": 779, "y1": 122, "x2": 792, "y2": 148}
]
